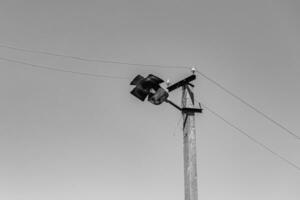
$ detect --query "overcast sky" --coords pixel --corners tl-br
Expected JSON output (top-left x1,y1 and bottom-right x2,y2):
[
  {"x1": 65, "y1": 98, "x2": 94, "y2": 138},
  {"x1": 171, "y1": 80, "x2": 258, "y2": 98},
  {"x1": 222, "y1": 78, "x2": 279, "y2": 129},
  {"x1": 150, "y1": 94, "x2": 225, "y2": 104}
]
[{"x1": 0, "y1": 0, "x2": 300, "y2": 200}]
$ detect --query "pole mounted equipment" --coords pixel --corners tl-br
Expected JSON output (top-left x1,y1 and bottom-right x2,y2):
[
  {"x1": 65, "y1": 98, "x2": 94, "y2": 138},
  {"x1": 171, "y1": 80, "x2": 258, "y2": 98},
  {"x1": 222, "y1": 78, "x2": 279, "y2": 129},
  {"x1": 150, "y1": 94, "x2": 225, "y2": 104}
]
[
  {"x1": 130, "y1": 74, "x2": 169, "y2": 105},
  {"x1": 130, "y1": 73, "x2": 202, "y2": 113},
  {"x1": 130, "y1": 72, "x2": 201, "y2": 200}
]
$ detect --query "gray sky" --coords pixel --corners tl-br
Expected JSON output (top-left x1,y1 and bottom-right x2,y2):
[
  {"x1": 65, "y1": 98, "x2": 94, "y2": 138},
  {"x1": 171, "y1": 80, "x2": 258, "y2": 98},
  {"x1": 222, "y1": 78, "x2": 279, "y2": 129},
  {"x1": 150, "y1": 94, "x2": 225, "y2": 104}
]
[{"x1": 0, "y1": 0, "x2": 300, "y2": 199}]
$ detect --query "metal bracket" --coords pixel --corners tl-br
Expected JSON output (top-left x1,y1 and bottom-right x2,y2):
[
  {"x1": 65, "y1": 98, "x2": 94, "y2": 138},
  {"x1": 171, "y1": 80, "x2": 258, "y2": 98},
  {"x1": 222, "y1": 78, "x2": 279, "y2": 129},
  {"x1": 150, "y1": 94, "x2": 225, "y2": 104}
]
[
  {"x1": 182, "y1": 107, "x2": 202, "y2": 114},
  {"x1": 167, "y1": 75, "x2": 196, "y2": 92},
  {"x1": 165, "y1": 99, "x2": 202, "y2": 114},
  {"x1": 183, "y1": 114, "x2": 189, "y2": 131},
  {"x1": 165, "y1": 99, "x2": 182, "y2": 111},
  {"x1": 186, "y1": 85, "x2": 195, "y2": 105}
]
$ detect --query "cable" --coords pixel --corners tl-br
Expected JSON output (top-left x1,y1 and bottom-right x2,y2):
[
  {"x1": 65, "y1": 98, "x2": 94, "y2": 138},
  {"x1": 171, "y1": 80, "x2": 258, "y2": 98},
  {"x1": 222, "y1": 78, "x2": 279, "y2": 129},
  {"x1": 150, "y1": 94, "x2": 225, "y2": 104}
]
[
  {"x1": 0, "y1": 57, "x2": 129, "y2": 80},
  {"x1": 0, "y1": 43, "x2": 187, "y2": 69},
  {"x1": 0, "y1": 43, "x2": 298, "y2": 140},
  {"x1": 1, "y1": 44, "x2": 299, "y2": 171},
  {"x1": 201, "y1": 103, "x2": 300, "y2": 172},
  {"x1": 195, "y1": 70, "x2": 300, "y2": 140}
]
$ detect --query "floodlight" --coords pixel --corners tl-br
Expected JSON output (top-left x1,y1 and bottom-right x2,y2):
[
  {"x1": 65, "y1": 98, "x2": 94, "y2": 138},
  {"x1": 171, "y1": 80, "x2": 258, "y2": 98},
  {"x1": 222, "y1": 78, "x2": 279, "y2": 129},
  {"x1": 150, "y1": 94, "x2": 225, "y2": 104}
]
[
  {"x1": 148, "y1": 87, "x2": 169, "y2": 105},
  {"x1": 130, "y1": 74, "x2": 168, "y2": 105},
  {"x1": 130, "y1": 86, "x2": 148, "y2": 101},
  {"x1": 130, "y1": 73, "x2": 202, "y2": 113},
  {"x1": 130, "y1": 74, "x2": 144, "y2": 85}
]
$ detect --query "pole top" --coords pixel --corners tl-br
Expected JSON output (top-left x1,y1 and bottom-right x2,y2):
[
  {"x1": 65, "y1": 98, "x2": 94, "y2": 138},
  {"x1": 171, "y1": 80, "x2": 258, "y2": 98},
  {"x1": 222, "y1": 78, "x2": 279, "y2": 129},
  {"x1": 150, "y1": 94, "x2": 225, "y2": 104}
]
[
  {"x1": 166, "y1": 79, "x2": 171, "y2": 87},
  {"x1": 191, "y1": 67, "x2": 196, "y2": 74}
]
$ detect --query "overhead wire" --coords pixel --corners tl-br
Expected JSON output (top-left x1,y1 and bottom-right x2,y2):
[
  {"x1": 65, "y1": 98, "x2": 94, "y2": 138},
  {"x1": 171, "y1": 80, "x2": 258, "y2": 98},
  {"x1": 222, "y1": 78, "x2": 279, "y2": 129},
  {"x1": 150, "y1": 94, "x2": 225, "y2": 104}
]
[
  {"x1": 0, "y1": 56, "x2": 129, "y2": 80},
  {"x1": 1, "y1": 44, "x2": 299, "y2": 172},
  {"x1": 0, "y1": 43, "x2": 298, "y2": 140},
  {"x1": 0, "y1": 43, "x2": 187, "y2": 69},
  {"x1": 195, "y1": 70, "x2": 300, "y2": 140},
  {"x1": 200, "y1": 102, "x2": 300, "y2": 172}
]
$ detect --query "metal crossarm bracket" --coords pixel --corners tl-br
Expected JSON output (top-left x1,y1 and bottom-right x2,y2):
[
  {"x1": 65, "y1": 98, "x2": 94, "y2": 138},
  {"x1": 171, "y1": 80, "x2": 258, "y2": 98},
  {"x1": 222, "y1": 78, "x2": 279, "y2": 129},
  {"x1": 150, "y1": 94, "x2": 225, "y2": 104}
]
[
  {"x1": 167, "y1": 75, "x2": 196, "y2": 92},
  {"x1": 182, "y1": 107, "x2": 202, "y2": 114}
]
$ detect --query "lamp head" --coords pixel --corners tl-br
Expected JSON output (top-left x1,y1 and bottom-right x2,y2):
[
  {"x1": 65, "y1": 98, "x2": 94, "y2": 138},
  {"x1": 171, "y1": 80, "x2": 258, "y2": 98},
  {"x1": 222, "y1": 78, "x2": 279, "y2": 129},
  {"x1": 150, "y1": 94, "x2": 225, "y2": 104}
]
[{"x1": 130, "y1": 74, "x2": 169, "y2": 105}]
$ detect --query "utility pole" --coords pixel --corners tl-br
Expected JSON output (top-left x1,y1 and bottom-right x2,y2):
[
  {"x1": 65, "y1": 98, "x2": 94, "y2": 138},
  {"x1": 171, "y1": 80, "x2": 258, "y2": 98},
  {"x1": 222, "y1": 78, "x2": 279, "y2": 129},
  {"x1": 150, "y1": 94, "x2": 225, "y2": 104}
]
[
  {"x1": 130, "y1": 72, "x2": 201, "y2": 200},
  {"x1": 182, "y1": 85, "x2": 198, "y2": 200}
]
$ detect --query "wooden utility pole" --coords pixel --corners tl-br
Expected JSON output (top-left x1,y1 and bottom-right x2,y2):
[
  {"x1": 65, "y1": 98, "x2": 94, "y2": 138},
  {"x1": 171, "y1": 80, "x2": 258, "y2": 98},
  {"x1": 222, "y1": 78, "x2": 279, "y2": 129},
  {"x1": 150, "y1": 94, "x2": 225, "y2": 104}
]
[
  {"x1": 130, "y1": 73, "x2": 200, "y2": 200},
  {"x1": 182, "y1": 85, "x2": 198, "y2": 200}
]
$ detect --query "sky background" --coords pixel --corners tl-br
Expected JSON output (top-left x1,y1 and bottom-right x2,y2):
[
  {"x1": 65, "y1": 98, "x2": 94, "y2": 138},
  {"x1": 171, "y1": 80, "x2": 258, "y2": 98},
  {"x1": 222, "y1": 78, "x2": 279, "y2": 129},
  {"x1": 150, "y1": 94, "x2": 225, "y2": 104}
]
[{"x1": 0, "y1": 0, "x2": 300, "y2": 199}]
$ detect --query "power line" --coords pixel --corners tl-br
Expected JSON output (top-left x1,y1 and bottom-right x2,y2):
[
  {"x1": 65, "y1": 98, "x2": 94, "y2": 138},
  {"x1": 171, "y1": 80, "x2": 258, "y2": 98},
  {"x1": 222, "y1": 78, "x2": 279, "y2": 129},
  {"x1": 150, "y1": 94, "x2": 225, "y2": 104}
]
[
  {"x1": 0, "y1": 43, "x2": 298, "y2": 140},
  {"x1": 0, "y1": 56, "x2": 129, "y2": 80},
  {"x1": 195, "y1": 70, "x2": 300, "y2": 140},
  {"x1": 0, "y1": 43, "x2": 187, "y2": 69},
  {"x1": 201, "y1": 103, "x2": 300, "y2": 172},
  {"x1": 1, "y1": 45, "x2": 299, "y2": 172}
]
